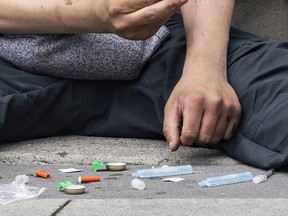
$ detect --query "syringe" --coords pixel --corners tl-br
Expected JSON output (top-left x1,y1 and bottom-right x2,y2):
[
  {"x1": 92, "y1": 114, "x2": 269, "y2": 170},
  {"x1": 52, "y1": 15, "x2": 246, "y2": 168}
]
[
  {"x1": 252, "y1": 168, "x2": 275, "y2": 184},
  {"x1": 198, "y1": 171, "x2": 253, "y2": 187},
  {"x1": 132, "y1": 165, "x2": 193, "y2": 178}
]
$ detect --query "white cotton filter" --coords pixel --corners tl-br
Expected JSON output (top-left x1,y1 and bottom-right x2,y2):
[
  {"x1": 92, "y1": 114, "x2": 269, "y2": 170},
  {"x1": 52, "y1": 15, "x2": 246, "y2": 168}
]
[{"x1": 131, "y1": 178, "x2": 145, "y2": 190}]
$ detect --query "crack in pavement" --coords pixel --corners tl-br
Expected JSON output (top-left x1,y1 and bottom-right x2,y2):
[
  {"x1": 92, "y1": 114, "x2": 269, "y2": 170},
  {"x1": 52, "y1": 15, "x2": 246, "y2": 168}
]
[{"x1": 51, "y1": 200, "x2": 72, "y2": 216}]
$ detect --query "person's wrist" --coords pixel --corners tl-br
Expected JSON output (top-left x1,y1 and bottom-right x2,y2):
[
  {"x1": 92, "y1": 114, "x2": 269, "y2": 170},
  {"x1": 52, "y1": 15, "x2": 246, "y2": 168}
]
[
  {"x1": 53, "y1": 0, "x2": 103, "y2": 33},
  {"x1": 91, "y1": 0, "x2": 111, "y2": 33},
  {"x1": 182, "y1": 53, "x2": 228, "y2": 80},
  {"x1": 187, "y1": 53, "x2": 227, "y2": 69}
]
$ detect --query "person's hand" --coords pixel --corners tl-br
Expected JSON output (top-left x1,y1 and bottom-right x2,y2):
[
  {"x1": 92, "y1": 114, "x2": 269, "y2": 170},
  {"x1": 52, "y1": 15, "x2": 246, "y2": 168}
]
[
  {"x1": 98, "y1": 0, "x2": 188, "y2": 40},
  {"x1": 163, "y1": 58, "x2": 242, "y2": 151}
]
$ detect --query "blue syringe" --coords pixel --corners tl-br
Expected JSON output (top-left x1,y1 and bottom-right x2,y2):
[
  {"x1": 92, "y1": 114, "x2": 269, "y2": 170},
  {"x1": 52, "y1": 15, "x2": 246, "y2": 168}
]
[
  {"x1": 132, "y1": 165, "x2": 193, "y2": 178},
  {"x1": 199, "y1": 171, "x2": 253, "y2": 187}
]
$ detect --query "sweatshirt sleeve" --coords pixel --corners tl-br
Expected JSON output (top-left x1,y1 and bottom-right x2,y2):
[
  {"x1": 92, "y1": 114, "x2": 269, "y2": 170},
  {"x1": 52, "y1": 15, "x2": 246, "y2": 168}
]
[{"x1": 0, "y1": 26, "x2": 170, "y2": 80}]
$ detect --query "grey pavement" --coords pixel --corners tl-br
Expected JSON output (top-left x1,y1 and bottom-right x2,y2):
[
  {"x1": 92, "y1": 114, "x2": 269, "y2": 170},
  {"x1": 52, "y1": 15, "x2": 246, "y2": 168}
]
[
  {"x1": 0, "y1": 136, "x2": 239, "y2": 166},
  {"x1": 232, "y1": 0, "x2": 288, "y2": 39},
  {"x1": 0, "y1": 136, "x2": 288, "y2": 216}
]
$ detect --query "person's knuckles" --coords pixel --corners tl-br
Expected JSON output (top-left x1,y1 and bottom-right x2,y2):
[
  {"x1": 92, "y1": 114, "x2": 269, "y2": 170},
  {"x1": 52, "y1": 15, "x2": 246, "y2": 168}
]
[
  {"x1": 203, "y1": 95, "x2": 226, "y2": 114},
  {"x1": 197, "y1": 134, "x2": 213, "y2": 144},
  {"x1": 165, "y1": 1, "x2": 179, "y2": 13},
  {"x1": 108, "y1": 15, "x2": 131, "y2": 35},
  {"x1": 208, "y1": 94, "x2": 224, "y2": 107},
  {"x1": 188, "y1": 91, "x2": 205, "y2": 104},
  {"x1": 210, "y1": 137, "x2": 221, "y2": 144},
  {"x1": 168, "y1": 0, "x2": 187, "y2": 10}
]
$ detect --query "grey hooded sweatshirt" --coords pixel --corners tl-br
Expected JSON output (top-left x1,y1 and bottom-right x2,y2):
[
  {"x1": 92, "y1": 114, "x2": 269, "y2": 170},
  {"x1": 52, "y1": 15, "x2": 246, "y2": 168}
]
[{"x1": 0, "y1": 26, "x2": 170, "y2": 80}]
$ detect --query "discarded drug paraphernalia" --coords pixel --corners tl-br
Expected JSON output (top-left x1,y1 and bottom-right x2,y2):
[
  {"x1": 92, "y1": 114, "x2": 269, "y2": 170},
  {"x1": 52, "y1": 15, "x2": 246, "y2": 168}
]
[
  {"x1": 78, "y1": 176, "x2": 101, "y2": 183},
  {"x1": 161, "y1": 177, "x2": 185, "y2": 183},
  {"x1": 131, "y1": 178, "x2": 145, "y2": 190},
  {"x1": 198, "y1": 171, "x2": 253, "y2": 187},
  {"x1": 92, "y1": 161, "x2": 105, "y2": 172},
  {"x1": 132, "y1": 165, "x2": 193, "y2": 179},
  {"x1": 106, "y1": 162, "x2": 127, "y2": 171},
  {"x1": 59, "y1": 168, "x2": 81, "y2": 173},
  {"x1": 253, "y1": 168, "x2": 275, "y2": 184},
  {"x1": 0, "y1": 175, "x2": 46, "y2": 205},
  {"x1": 64, "y1": 185, "x2": 86, "y2": 195},
  {"x1": 36, "y1": 170, "x2": 50, "y2": 179}
]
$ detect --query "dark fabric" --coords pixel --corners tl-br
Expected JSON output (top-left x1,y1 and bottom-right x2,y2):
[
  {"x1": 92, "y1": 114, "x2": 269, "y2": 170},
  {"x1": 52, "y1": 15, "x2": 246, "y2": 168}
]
[
  {"x1": 219, "y1": 29, "x2": 288, "y2": 169},
  {"x1": 0, "y1": 14, "x2": 288, "y2": 169},
  {"x1": 0, "y1": 14, "x2": 186, "y2": 143}
]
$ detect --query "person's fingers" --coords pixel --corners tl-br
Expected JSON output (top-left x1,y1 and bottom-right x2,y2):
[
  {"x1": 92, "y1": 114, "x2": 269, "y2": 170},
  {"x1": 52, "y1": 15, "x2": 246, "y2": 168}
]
[
  {"x1": 108, "y1": 0, "x2": 187, "y2": 39},
  {"x1": 196, "y1": 111, "x2": 219, "y2": 144},
  {"x1": 128, "y1": 0, "x2": 187, "y2": 26},
  {"x1": 180, "y1": 101, "x2": 203, "y2": 146},
  {"x1": 108, "y1": 1, "x2": 179, "y2": 39},
  {"x1": 209, "y1": 114, "x2": 229, "y2": 144},
  {"x1": 223, "y1": 111, "x2": 241, "y2": 140},
  {"x1": 163, "y1": 103, "x2": 182, "y2": 152},
  {"x1": 115, "y1": 0, "x2": 164, "y2": 13}
]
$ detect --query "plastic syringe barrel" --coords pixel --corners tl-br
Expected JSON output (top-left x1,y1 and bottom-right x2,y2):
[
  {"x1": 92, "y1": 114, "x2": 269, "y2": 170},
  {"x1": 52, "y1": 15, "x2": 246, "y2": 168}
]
[
  {"x1": 132, "y1": 165, "x2": 193, "y2": 178},
  {"x1": 198, "y1": 171, "x2": 253, "y2": 187}
]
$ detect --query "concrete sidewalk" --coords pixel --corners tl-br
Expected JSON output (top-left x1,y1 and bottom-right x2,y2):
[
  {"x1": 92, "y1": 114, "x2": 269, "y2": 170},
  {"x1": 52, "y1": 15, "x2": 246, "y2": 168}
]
[
  {"x1": 0, "y1": 136, "x2": 287, "y2": 216},
  {"x1": 0, "y1": 136, "x2": 238, "y2": 166}
]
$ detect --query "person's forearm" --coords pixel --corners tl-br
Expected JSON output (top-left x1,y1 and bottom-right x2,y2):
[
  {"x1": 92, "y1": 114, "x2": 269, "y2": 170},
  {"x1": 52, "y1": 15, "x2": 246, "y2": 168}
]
[
  {"x1": 0, "y1": 0, "x2": 188, "y2": 39},
  {"x1": 181, "y1": 0, "x2": 235, "y2": 76},
  {"x1": 0, "y1": 0, "x2": 104, "y2": 34}
]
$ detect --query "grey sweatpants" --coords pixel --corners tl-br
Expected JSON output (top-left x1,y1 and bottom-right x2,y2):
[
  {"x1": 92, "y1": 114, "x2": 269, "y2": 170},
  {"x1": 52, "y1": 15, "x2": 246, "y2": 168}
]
[{"x1": 0, "y1": 14, "x2": 287, "y2": 169}]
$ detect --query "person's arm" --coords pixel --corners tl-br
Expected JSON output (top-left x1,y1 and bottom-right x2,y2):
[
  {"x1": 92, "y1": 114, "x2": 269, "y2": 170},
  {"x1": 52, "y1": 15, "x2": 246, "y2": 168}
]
[
  {"x1": 0, "y1": 0, "x2": 187, "y2": 39},
  {"x1": 163, "y1": 0, "x2": 242, "y2": 151}
]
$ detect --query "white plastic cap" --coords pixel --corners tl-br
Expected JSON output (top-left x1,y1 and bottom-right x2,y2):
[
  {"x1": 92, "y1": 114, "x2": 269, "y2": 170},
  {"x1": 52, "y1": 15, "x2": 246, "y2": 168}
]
[
  {"x1": 131, "y1": 178, "x2": 145, "y2": 190},
  {"x1": 14, "y1": 175, "x2": 29, "y2": 185}
]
